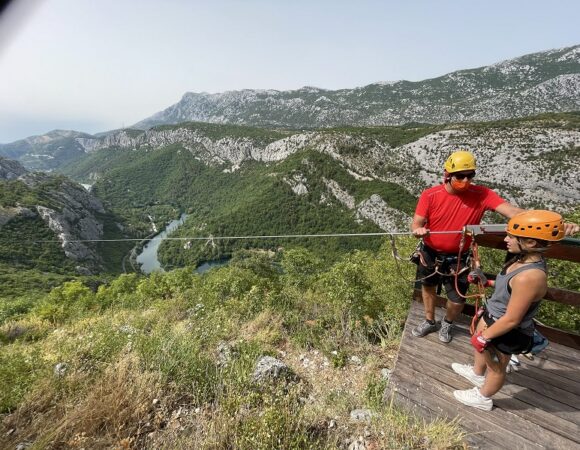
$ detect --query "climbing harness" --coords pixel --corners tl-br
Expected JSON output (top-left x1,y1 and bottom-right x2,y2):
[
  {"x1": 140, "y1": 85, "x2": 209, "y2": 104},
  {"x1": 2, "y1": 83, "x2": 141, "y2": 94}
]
[
  {"x1": 389, "y1": 225, "x2": 501, "y2": 335},
  {"x1": 453, "y1": 228, "x2": 488, "y2": 334},
  {"x1": 390, "y1": 235, "x2": 466, "y2": 284}
]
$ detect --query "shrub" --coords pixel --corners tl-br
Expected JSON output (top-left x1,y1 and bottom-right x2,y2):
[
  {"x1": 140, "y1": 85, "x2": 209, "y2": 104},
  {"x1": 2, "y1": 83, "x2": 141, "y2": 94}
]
[
  {"x1": 96, "y1": 273, "x2": 142, "y2": 308},
  {"x1": 32, "y1": 281, "x2": 94, "y2": 324},
  {"x1": 0, "y1": 346, "x2": 45, "y2": 413},
  {"x1": 0, "y1": 296, "x2": 35, "y2": 325},
  {"x1": 281, "y1": 248, "x2": 323, "y2": 288}
]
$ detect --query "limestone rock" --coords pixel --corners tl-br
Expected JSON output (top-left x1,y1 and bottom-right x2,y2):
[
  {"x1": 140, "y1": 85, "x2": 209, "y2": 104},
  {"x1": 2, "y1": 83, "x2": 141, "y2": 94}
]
[{"x1": 252, "y1": 356, "x2": 299, "y2": 384}]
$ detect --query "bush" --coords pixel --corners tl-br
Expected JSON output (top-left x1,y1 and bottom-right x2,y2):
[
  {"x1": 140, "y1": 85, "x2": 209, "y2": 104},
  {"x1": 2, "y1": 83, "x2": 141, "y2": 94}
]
[
  {"x1": 134, "y1": 324, "x2": 218, "y2": 403},
  {"x1": 281, "y1": 248, "x2": 323, "y2": 289},
  {"x1": 96, "y1": 273, "x2": 142, "y2": 309},
  {"x1": 0, "y1": 346, "x2": 45, "y2": 413},
  {"x1": 0, "y1": 296, "x2": 35, "y2": 325},
  {"x1": 319, "y1": 251, "x2": 382, "y2": 322},
  {"x1": 32, "y1": 281, "x2": 95, "y2": 324}
]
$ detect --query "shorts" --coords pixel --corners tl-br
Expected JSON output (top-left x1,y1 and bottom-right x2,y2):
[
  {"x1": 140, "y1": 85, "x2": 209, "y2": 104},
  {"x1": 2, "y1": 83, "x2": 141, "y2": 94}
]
[
  {"x1": 482, "y1": 313, "x2": 533, "y2": 355},
  {"x1": 415, "y1": 243, "x2": 469, "y2": 304}
]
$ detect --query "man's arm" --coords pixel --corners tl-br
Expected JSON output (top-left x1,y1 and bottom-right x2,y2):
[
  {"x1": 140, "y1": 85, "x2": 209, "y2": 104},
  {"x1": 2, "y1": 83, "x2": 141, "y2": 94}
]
[
  {"x1": 411, "y1": 214, "x2": 429, "y2": 237},
  {"x1": 495, "y1": 202, "x2": 579, "y2": 235},
  {"x1": 495, "y1": 202, "x2": 525, "y2": 219}
]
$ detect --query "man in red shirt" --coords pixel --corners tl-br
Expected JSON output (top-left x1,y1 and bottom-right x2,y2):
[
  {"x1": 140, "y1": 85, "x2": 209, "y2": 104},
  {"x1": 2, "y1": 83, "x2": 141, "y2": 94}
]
[{"x1": 411, "y1": 150, "x2": 523, "y2": 342}]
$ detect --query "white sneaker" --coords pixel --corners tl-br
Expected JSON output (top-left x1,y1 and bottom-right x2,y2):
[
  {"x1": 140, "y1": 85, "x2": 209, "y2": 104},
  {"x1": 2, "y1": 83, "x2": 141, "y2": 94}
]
[
  {"x1": 453, "y1": 387, "x2": 493, "y2": 411},
  {"x1": 451, "y1": 363, "x2": 485, "y2": 387}
]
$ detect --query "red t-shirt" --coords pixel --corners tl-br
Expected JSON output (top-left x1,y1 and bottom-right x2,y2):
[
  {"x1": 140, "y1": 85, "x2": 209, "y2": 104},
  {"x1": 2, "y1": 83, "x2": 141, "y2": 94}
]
[{"x1": 415, "y1": 184, "x2": 505, "y2": 253}]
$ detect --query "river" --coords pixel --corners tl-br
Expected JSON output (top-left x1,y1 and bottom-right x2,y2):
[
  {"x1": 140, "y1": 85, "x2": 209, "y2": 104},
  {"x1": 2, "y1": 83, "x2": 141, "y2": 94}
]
[
  {"x1": 135, "y1": 214, "x2": 227, "y2": 274},
  {"x1": 136, "y1": 214, "x2": 187, "y2": 274}
]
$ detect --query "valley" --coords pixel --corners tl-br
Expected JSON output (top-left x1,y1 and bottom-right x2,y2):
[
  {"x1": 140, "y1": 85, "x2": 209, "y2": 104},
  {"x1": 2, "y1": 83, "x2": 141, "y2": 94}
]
[{"x1": 0, "y1": 42, "x2": 579, "y2": 449}]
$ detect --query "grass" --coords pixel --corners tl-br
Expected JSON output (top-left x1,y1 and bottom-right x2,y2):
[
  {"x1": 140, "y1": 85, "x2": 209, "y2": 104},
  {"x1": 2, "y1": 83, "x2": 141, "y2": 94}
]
[{"x1": 0, "y1": 240, "x2": 467, "y2": 449}]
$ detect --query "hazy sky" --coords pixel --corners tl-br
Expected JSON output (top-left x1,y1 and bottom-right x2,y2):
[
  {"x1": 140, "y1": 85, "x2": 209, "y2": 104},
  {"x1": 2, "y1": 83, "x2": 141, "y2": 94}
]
[{"x1": 0, "y1": 0, "x2": 579, "y2": 143}]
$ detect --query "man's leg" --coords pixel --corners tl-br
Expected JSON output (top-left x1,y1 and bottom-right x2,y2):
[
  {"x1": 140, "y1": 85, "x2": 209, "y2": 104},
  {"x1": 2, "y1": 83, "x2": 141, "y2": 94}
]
[
  {"x1": 423, "y1": 284, "x2": 437, "y2": 321},
  {"x1": 445, "y1": 300, "x2": 464, "y2": 322},
  {"x1": 439, "y1": 273, "x2": 468, "y2": 343},
  {"x1": 412, "y1": 284, "x2": 439, "y2": 337}
]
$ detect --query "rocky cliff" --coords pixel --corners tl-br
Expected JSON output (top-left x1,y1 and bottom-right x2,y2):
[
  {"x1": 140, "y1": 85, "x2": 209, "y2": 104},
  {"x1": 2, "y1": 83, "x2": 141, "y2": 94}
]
[
  {"x1": 64, "y1": 119, "x2": 580, "y2": 212},
  {"x1": 0, "y1": 157, "x2": 105, "y2": 273}
]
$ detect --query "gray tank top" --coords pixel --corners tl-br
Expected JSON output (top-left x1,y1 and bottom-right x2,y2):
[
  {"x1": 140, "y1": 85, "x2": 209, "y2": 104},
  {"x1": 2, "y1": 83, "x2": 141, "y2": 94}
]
[{"x1": 486, "y1": 259, "x2": 546, "y2": 336}]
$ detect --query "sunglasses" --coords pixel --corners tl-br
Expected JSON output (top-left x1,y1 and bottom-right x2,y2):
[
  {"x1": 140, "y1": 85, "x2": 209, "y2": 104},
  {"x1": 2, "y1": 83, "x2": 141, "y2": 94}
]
[{"x1": 452, "y1": 172, "x2": 475, "y2": 180}]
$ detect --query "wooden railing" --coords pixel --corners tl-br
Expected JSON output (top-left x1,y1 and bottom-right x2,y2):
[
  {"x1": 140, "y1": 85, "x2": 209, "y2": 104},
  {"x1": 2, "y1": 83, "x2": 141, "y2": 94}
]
[{"x1": 412, "y1": 234, "x2": 580, "y2": 349}]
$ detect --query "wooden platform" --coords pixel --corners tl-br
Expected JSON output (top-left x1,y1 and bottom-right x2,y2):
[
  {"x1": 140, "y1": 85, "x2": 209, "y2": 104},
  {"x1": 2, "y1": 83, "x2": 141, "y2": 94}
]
[{"x1": 388, "y1": 301, "x2": 580, "y2": 449}]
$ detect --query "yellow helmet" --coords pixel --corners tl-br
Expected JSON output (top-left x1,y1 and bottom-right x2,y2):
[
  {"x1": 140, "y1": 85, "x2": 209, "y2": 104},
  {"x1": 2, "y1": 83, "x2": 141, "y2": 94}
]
[
  {"x1": 444, "y1": 150, "x2": 476, "y2": 173},
  {"x1": 507, "y1": 210, "x2": 565, "y2": 241}
]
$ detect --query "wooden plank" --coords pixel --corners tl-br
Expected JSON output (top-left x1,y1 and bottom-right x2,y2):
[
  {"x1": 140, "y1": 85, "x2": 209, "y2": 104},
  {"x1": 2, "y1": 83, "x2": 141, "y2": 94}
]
[
  {"x1": 393, "y1": 356, "x2": 578, "y2": 449},
  {"x1": 475, "y1": 235, "x2": 580, "y2": 263},
  {"x1": 401, "y1": 333, "x2": 580, "y2": 417},
  {"x1": 402, "y1": 307, "x2": 580, "y2": 397},
  {"x1": 502, "y1": 350, "x2": 580, "y2": 384},
  {"x1": 402, "y1": 319, "x2": 580, "y2": 396},
  {"x1": 396, "y1": 355, "x2": 580, "y2": 443},
  {"x1": 410, "y1": 292, "x2": 580, "y2": 350},
  {"x1": 406, "y1": 302, "x2": 580, "y2": 376},
  {"x1": 396, "y1": 300, "x2": 580, "y2": 448},
  {"x1": 537, "y1": 336, "x2": 580, "y2": 359},
  {"x1": 389, "y1": 367, "x2": 538, "y2": 449},
  {"x1": 400, "y1": 304, "x2": 580, "y2": 428},
  {"x1": 391, "y1": 364, "x2": 546, "y2": 450},
  {"x1": 398, "y1": 344, "x2": 580, "y2": 432},
  {"x1": 388, "y1": 380, "x2": 510, "y2": 450},
  {"x1": 497, "y1": 381, "x2": 580, "y2": 427},
  {"x1": 522, "y1": 341, "x2": 580, "y2": 372},
  {"x1": 506, "y1": 362, "x2": 580, "y2": 401},
  {"x1": 401, "y1": 326, "x2": 580, "y2": 395},
  {"x1": 536, "y1": 324, "x2": 580, "y2": 350},
  {"x1": 534, "y1": 334, "x2": 580, "y2": 362},
  {"x1": 545, "y1": 287, "x2": 580, "y2": 307}
]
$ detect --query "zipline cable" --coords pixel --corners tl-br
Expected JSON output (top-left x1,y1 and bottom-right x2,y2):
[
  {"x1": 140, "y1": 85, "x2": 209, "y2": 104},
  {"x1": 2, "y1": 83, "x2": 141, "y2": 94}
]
[{"x1": 0, "y1": 230, "x2": 464, "y2": 244}]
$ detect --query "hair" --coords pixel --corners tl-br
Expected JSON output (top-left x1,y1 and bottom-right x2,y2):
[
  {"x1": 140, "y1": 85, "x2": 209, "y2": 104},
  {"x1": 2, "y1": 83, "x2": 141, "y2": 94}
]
[{"x1": 503, "y1": 237, "x2": 549, "y2": 270}]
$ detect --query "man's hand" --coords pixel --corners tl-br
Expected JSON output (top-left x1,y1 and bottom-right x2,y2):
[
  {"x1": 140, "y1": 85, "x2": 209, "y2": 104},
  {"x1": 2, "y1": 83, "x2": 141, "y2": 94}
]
[
  {"x1": 412, "y1": 227, "x2": 430, "y2": 238},
  {"x1": 471, "y1": 331, "x2": 491, "y2": 353},
  {"x1": 410, "y1": 214, "x2": 428, "y2": 239},
  {"x1": 564, "y1": 222, "x2": 580, "y2": 236},
  {"x1": 467, "y1": 268, "x2": 493, "y2": 287}
]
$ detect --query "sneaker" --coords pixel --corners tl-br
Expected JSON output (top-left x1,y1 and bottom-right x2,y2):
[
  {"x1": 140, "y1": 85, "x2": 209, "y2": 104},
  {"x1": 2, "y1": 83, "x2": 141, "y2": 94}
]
[
  {"x1": 451, "y1": 363, "x2": 485, "y2": 387},
  {"x1": 411, "y1": 319, "x2": 437, "y2": 337},
  {"x1": 439, "y1": 320, "x2": 453, "y2": 343},
  {"x1": 453, "y1": 387, "x2": 493, "y2": 411}
]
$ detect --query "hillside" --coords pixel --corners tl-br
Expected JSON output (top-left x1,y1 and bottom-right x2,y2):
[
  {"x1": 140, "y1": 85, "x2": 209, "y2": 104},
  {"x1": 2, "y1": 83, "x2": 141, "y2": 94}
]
[
  {"x1": 0, "y1": 158, "x2": 135, "y2": 296},
  {"x1": 133, "y1": 46, "x2": 580, "y2": 130},
  {"x1": 0, "y1": 241, "x2": 463, "y2": 449},
  {"x1": 2, "y1": 46, "x2": 579, "y2": 173},
  {"x1": 0, "y1": 130, "x2": 95, "y2": 172},
  {"x1": 38, "y1": 114, "x2": 576, "y2": 270},
  {"x1": 1, "y1": 114, "x2": 578, "y2": 273},
  {"x1": 2, "y1": 234, "x2": 579, "y2": 448}
]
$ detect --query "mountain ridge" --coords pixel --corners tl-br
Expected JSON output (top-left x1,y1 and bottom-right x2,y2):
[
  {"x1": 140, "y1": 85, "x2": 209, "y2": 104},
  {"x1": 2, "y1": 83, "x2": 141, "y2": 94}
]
[{"x1": 132, "y1": 45, "x2": 580, "y2": 130}]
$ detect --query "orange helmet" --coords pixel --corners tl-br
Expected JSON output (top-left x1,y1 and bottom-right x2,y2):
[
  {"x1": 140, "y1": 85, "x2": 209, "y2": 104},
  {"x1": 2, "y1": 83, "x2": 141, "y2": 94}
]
[{"x1": 507, "y1": 210, "x2": 565, "y2": 241}]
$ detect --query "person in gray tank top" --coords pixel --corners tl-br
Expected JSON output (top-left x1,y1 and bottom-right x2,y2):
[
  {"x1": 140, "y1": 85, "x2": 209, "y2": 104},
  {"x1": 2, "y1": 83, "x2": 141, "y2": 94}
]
[{"x1": 451, "y1": 210, "x2": 568, "y2": 411}]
